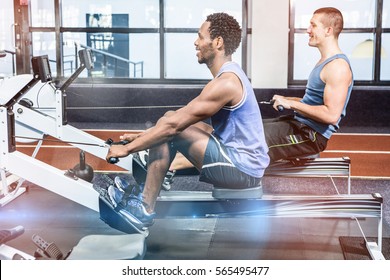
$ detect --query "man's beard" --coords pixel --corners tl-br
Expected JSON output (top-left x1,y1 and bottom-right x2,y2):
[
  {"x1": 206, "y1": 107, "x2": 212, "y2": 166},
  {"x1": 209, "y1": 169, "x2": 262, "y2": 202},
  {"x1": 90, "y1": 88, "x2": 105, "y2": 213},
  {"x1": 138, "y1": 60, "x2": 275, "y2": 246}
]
[
  {"x1": 197, "y1": 42, "x2": 216, "y2": 68},
  {"x1": 198, "y1": 51, "x2": 216, "y2": 69}
]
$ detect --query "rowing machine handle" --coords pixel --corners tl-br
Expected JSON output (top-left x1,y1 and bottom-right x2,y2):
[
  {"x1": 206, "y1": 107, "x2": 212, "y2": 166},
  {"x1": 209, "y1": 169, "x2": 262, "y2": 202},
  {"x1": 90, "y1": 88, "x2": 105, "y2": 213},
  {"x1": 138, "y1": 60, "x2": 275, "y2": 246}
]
[
  {"x1": 106, "y1": 138, "x2": 130, "y2": 164},
  {"x1": 266, "y1": 99, "x2": 284, "y2": 112},
  {"x1": 105, "y1": 138, "x2": 129, "y2": 146},
  {"x1": 108, "y1": 157, "x2": 119, "y2": 164}
]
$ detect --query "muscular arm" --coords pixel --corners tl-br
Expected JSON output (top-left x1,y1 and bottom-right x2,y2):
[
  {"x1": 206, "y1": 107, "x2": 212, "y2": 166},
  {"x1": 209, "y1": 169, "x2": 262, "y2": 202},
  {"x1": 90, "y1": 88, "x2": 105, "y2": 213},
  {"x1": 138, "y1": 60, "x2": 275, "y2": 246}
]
[
  {"x1": 273, "y1": 58, "x2": 352, "y2": 125},
  {"x1": 106, "y1": 72, "x2": 242, "y2": 159}
]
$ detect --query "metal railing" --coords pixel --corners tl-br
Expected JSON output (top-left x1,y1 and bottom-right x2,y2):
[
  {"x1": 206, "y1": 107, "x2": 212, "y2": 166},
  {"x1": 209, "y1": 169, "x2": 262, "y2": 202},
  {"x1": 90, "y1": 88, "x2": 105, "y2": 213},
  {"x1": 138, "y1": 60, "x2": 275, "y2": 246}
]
[
  {"x1": 1, "y1": 46, "x2": 144, "y2": 79},
  {"x1": 75, "y1": 43, "x2": 144, "y2": 78}
]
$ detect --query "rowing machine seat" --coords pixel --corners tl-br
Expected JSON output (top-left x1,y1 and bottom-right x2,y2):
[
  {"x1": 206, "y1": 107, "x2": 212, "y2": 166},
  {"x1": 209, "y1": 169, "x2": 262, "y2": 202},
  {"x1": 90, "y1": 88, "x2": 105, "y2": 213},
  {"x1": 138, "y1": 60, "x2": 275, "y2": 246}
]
[{"x1": 212, "y1": 182, "x2": 263, "y2": 200}]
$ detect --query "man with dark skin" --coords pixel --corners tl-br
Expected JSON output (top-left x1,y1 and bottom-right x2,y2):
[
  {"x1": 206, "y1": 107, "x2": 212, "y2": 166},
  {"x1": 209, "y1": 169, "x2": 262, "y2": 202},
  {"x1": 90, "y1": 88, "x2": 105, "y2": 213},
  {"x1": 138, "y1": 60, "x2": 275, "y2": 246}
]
[{"x1": 106, "y1": 13, "x2": 269, "y2": 230}]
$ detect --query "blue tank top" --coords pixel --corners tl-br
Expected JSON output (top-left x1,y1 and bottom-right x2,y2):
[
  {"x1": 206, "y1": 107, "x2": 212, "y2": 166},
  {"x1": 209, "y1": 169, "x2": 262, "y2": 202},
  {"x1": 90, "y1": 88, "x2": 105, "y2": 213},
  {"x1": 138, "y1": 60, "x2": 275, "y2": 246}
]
[
  {"x1": 211, "y1": 62, "x2": 270, "y2": 177},
  {"x1": 294, "y1": 54, "x2": 353, "y2": 139}
]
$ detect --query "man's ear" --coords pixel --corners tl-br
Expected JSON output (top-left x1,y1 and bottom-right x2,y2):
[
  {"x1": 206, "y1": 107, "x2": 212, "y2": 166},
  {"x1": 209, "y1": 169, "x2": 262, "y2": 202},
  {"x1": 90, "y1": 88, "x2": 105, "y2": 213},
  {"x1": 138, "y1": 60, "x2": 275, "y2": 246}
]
[
  {"x1": 325, "y1": 26, "x2": 334, "y2": 37},
  {"x1": 214, "y1": 36, "x2": 224, "y2": 51}
]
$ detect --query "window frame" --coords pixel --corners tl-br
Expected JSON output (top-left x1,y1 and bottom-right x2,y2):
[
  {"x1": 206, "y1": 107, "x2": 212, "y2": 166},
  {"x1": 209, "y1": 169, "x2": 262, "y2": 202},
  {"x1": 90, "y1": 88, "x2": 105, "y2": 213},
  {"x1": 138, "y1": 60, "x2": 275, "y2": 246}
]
[{"x1": 27, "y1": 0, "x2": 250, "y2": 85}]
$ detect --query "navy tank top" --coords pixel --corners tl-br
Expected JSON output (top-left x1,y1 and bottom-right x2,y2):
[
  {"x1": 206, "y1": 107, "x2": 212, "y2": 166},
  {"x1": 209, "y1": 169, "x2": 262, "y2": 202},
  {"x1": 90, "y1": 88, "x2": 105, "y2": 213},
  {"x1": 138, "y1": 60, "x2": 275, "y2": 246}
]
[{"x1": 295, "y1": 54, "x2": 353, "y2": 139}]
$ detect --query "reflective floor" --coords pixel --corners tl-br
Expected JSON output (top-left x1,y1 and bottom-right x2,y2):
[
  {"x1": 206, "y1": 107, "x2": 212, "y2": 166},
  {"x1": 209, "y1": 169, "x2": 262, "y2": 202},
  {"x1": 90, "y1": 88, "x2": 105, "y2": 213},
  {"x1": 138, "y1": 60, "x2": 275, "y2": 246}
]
[{"x1": 1, "y1": 176, "x2": 389, "y2": 260}]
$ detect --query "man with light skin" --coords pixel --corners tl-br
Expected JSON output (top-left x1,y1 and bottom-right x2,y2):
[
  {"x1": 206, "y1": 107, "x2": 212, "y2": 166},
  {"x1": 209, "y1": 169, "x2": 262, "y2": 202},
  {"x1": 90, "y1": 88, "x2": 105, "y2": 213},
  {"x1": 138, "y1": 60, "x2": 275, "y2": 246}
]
[
  {"x1": 106, "y1": 12, "x2": 269, "y2": 230},
  {"x1": 264, "y1": 6, "x2": 353, "y2": 161}
]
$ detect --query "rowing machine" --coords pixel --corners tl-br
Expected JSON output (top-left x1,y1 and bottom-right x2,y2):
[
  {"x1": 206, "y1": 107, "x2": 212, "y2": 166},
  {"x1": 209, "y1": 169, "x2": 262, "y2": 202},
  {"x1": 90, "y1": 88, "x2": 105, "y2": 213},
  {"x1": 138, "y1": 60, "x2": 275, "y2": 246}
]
[
  {"x1": 0, "y1": 226, "x2": 33, "y2": 260},
  {"x1": 0, "y1": 225, "x2": 146, "y2": 260},
  {"x1": 0, "y1": 50, "x2": 132, "y2": 207},
  {"x1": 9, "y1": 49, "x2": 132, "y2": 171},
  {"x1": 0, "y1": 55, "x2": 98, "y2": 209},
  {"x1": 100, "y1": 153, "x2": 385, "y2": 260},
  {"x1": 0, "y1": 54, "x2": 151, "y2": 237},
  {"x1": 265, "y1": 156, "x2": 352, "y2": 194},
  {"x1": 98, "y1": 186, "x2": 384, "y2": 259}
]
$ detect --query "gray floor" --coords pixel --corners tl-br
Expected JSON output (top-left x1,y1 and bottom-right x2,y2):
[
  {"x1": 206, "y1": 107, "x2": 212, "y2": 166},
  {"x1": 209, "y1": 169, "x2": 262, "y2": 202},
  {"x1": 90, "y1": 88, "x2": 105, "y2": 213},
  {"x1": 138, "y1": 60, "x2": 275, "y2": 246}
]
[{"x1": 1, "y1": 175, "x2": 389, "y2": 260}]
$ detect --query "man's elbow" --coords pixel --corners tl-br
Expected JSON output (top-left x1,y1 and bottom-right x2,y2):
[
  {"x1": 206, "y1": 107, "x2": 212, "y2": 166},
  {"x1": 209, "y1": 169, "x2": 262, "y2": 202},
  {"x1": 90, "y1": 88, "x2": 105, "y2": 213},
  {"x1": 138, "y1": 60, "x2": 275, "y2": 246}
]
[
  {"x1": 157, "y1": 112, "x2": 182, "y2": 137},
  {"x1": 163, "y1": 110, "x2": 176, "y2": 118},
  {"x1": 325, "y1": 115, "x2": 341, "y2": 126}
]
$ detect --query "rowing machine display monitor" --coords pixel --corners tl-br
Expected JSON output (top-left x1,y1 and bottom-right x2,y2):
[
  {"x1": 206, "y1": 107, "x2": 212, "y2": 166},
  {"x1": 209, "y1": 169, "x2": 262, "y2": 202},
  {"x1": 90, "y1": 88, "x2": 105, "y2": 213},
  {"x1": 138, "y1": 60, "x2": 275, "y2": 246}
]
[
  {"x1": 31, "y1": 55, "x2": 52, "y2": 83},
  {"x1": 59, "y1": 49, "x2": 93, "y2": 93},
  {"x1": 79, "y1": 49, "x2": 94, "y2": 70}
]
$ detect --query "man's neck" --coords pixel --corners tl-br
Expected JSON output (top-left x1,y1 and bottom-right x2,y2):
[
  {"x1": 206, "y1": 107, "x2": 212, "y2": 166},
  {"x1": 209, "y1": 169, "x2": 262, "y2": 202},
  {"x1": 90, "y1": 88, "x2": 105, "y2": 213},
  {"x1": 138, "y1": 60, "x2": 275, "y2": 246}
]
[
  {"x1": 318, "y1": 40, "x2": 342, "y2": 62},
  {"x1": 209, "y1": 56, "x2": 232, "y2": 77}
]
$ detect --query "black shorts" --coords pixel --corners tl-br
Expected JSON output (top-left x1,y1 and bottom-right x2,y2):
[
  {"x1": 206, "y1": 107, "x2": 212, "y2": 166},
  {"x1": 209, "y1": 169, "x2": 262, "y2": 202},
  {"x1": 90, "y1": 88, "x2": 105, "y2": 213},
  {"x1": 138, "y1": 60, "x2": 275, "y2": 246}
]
[
  {"x1": 199, "y1": 134, "x2": 262, "y2": 189},
  {"x1": 263, "y1": 115, "x2": 328, "y2": 162}
]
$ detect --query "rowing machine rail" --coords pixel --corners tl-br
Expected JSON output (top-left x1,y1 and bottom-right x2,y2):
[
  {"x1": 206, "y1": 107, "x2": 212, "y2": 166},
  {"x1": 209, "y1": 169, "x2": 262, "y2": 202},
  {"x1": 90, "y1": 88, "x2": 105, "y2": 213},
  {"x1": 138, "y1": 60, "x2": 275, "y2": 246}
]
[{"x1": 153, "y1": 190, "x2": 384, "y2": 260}]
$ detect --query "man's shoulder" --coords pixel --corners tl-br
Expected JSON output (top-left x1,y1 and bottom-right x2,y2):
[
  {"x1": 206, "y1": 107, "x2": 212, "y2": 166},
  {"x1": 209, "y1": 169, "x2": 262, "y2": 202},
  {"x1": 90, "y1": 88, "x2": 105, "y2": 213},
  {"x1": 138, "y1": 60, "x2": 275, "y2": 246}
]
[
  {"x1": 198, "y1": 72, "x2": 243, "y2": 107},
  {"x1": 321, "y1": 56, "x2": 352, "y2": 83},
  {"x1": 326, "y1": 54, "x2": 350, "y2": 67},
  {"x1": 215, "y1": 72, "x2": 244, "y2": 94},
  {"x1": 323, "y1": 56, "x2": 351, "y2": 74}
]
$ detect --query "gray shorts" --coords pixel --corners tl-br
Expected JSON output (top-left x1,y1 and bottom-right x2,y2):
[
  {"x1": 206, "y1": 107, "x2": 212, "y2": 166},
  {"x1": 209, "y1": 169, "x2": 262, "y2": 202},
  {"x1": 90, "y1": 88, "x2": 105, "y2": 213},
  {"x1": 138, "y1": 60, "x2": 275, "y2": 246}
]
[{"x1": 199, "y1": 134, "x2": 262, "y2": 189}]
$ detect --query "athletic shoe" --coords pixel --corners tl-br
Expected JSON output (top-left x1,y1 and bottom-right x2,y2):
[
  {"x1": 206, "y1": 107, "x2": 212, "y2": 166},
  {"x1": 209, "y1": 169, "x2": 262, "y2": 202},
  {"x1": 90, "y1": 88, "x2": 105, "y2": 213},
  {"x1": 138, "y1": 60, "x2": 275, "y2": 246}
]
[
  {"x1": 114, "y1": 176, "x2": 143, "y2": 197},
  {"x1": 114, "y1": 176, "x2": 130, "y2": 192},
  {"x1": 109, "y1": 177, "x2": 144, "y2": 206},
  {"x1": 107, "y1": 185, "x2": 155, "y2": 229},
  {"x1": 162, "y1": 170, "x2": 176, "y2": 191}
]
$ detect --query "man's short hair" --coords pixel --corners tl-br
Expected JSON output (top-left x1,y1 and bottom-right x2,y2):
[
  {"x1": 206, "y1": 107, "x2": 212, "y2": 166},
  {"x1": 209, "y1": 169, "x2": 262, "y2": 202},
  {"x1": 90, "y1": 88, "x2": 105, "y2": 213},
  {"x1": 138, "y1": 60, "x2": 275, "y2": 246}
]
[
  {"x1": 314, "y1": 7, "x2": 344, "y2": 38},
  {"x1": 206, "y1": 13, "x2": 242, "y2": 56}
]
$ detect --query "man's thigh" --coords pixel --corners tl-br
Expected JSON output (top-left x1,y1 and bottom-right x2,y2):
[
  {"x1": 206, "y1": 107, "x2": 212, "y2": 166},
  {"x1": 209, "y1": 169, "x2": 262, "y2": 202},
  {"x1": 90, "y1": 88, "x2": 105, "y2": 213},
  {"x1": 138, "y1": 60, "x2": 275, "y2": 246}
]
[
  {"x1": 171, "y1": 122, "x2": 212, "y2": 170},
  {"x1": 199, "y1": 135, "x2": 261, "y2": 189}
]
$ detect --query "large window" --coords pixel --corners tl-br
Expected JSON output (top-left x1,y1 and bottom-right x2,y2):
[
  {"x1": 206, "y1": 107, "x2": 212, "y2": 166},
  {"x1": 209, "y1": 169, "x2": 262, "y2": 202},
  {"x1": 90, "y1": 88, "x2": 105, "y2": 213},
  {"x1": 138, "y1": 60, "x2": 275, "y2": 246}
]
[
  {"x1": 164, "y1": 0, "x2": 243, "y2": 80},
  {"x1": 290, "y1": 0, "x2": 389, "y2": 86},
  {"x1": 381, "y1": 0, "x2": 390, "y2": 80},
  {"x1": 28, "y1": 0, "x2": 247, "y2": 82}
]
